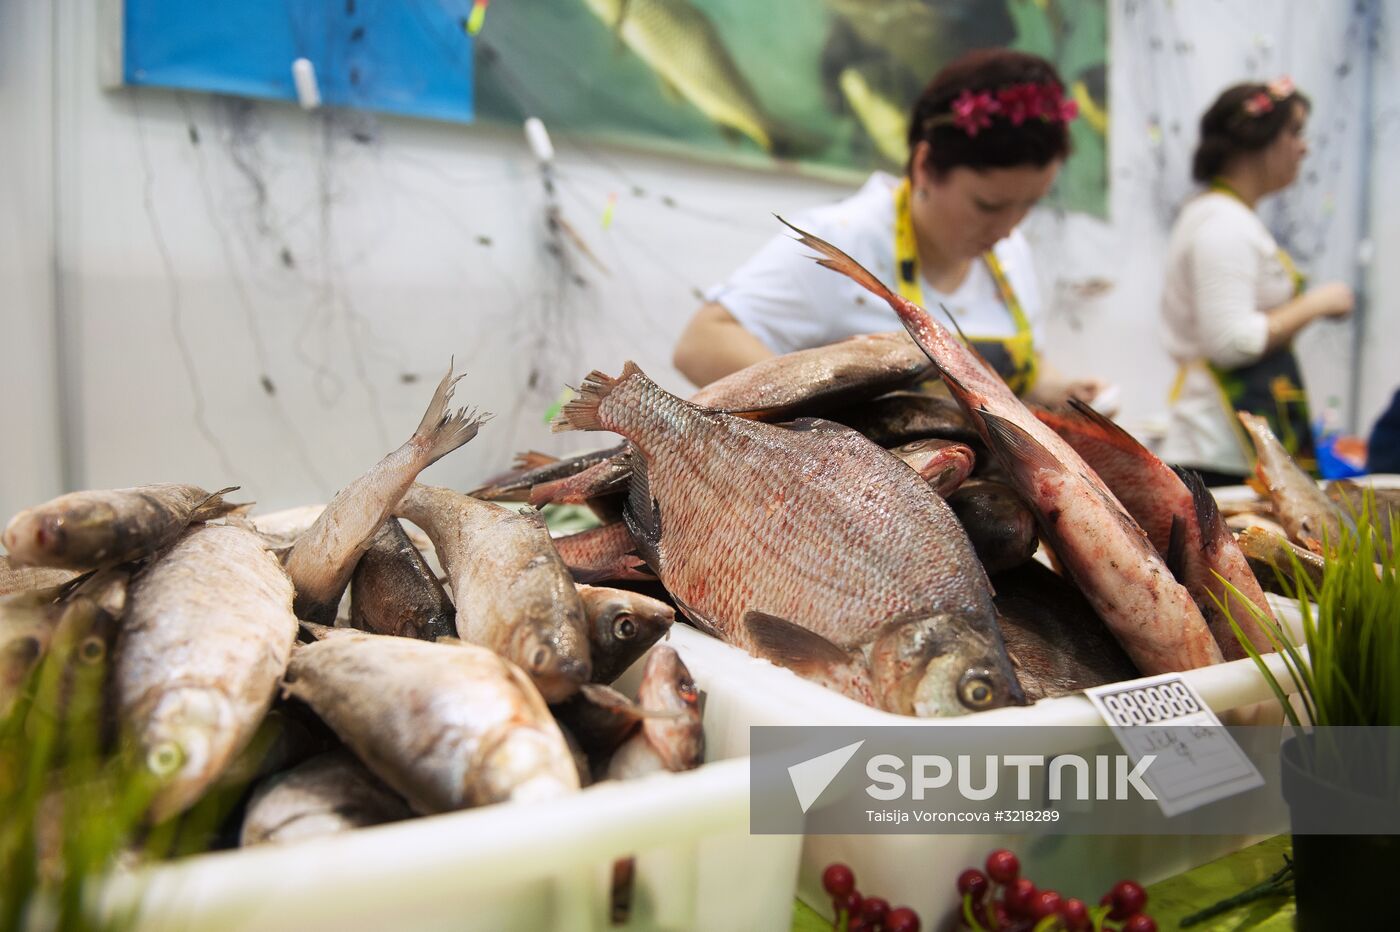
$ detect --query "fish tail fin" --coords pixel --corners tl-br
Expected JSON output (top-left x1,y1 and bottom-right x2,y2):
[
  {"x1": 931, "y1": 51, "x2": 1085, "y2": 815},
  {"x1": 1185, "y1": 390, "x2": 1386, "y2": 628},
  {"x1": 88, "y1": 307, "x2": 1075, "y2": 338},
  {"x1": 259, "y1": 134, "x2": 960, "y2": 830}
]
[
  {"x1": 416, "y1": 358, "x2": 491, "y2": 465},
  {"x1": 553, "y1": 362, "x2": 644, "y2": 433},
  {"x1": 514, "y1": 450, "x2": 559, "y2": 471},
  {"x1": 416, "y1": 359, "x2": 468, "y2": 435},
  {"x1": 776, "y1": 216, "x2": 898, "y2": 306},
  {"x1": 191, "y1": 486, "x2": 247, "y2": 521}
]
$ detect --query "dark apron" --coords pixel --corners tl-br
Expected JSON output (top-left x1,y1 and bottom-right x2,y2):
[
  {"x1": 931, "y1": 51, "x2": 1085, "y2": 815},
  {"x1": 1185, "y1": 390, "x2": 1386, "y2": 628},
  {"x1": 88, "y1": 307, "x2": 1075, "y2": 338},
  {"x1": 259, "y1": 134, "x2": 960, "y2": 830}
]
[{"x1": 1205, "y1": 180, "x2": 1316, "y2": 471}]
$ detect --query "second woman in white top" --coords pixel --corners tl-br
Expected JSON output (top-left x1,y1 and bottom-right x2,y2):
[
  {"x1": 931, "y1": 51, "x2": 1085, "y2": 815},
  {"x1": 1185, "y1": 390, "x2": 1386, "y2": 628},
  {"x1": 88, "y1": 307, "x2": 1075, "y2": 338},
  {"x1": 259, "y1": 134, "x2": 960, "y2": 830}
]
[{"x1": 1160, "y1": 78, "x2": 1353, "y2": 481}]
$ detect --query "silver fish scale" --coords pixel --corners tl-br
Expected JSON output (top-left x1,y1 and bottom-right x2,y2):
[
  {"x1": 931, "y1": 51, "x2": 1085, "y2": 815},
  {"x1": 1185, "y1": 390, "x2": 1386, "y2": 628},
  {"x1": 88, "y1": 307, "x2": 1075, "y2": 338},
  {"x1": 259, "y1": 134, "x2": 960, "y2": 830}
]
[{"x1": 604, "y1": 375, "x2": 994, "y2": 650}]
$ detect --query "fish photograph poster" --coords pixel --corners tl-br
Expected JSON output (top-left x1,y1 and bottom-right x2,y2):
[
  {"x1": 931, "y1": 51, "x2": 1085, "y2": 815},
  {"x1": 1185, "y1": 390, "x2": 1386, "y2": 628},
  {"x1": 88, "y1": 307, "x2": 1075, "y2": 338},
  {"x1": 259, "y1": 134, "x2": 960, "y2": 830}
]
[{"x1": 474, "y1": 0, "x2": 1108, "y2": 215}]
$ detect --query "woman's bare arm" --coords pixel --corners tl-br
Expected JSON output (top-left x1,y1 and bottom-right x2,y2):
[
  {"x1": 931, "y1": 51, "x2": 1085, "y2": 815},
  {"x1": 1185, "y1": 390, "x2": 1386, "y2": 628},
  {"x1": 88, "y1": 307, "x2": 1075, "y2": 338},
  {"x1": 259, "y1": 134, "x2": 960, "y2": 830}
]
[{"x1": 672, "y1": 302, "x2": 775, "y2": 387}]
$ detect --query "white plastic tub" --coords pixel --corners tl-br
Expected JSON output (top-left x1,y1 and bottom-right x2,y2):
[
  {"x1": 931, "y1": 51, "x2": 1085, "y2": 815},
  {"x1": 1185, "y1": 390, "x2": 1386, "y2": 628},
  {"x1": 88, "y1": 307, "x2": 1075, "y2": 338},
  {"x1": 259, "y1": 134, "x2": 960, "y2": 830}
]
[
  {"x1": 97, "y1": 643, "x2": 802, "y2": 932},
  {"x1": 661, "y1": 595, "x2": 1305, "y2": 929}
]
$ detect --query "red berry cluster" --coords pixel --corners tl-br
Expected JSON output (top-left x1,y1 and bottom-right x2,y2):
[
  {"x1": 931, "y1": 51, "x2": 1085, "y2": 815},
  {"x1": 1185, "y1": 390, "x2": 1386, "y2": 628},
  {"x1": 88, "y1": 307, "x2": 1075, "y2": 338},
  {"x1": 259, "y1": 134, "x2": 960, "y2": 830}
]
[
  {"x1": 821, "y1": 863, "x2": 922, "y2": 932},
  {"x1": 954, "y1": 849, "x2": 1156, "y2": 932}
]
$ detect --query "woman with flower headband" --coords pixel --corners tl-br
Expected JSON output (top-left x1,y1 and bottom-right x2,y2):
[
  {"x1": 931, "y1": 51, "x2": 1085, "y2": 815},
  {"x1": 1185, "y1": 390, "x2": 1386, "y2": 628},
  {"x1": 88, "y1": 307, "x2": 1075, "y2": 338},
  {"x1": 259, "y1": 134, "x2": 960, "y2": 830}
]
[
  {"x1": 1160, "y1": 77, "x2": 1354, "y2": 484},
  {"x1": 673, "y1": 49, "x2": 1107, "y2": 407}
]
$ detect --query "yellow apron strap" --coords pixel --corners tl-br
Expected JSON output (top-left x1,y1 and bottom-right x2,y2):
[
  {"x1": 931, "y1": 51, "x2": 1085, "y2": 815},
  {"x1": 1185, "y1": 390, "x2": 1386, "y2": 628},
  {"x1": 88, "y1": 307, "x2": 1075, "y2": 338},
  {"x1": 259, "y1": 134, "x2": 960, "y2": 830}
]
[
  {"x1": 982, "y1": 251, "x2": 1038, "y2": 394},
  {"x1": 892, "y1": 178, "x2": 924, "y2": 305},
  {"x1": 892, "y1": 178, "x2": 1037, "y2": 393}
]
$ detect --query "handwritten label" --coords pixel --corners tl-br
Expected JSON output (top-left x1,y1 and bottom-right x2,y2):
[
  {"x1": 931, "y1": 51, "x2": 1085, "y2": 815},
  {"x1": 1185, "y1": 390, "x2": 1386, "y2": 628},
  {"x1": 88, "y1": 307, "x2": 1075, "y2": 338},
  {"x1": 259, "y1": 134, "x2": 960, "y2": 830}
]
[{"x1": 1085, "y1": 674, "x2": 1264, "y2": 817}]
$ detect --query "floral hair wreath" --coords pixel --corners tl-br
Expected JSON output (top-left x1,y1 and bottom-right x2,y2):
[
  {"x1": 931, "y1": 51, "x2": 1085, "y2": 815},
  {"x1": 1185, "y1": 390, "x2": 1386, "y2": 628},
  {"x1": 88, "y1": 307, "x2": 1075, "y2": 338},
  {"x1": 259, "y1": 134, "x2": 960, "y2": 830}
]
[
  {"x1": 928, "y1": 82, "x2": 1079, "y2": 138},
  {"x1": 1241, "y1": 76, "x2": 1296, "y2": 118}
]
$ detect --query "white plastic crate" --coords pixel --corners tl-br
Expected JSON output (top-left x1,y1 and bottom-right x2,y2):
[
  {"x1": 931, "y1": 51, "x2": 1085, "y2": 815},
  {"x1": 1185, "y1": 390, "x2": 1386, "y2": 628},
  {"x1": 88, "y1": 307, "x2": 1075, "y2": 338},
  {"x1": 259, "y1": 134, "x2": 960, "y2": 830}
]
[
  {"x1": 96, "y1": 642, "x2": 802, "y2": 932},
  {"x1": 661, "y1": 596, "x2": 1305, "y2": 929}
]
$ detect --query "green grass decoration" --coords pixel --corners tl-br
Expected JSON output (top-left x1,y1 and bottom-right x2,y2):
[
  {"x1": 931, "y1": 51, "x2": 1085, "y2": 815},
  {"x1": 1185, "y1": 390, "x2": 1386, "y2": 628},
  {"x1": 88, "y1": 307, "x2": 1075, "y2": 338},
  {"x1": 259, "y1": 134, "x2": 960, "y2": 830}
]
[
  {"x1": 1214, "y1": 485, "x2": 1400, "y2": 791},
  {"x1": 1, "y1": 589, "x2": 253, "y2": 930}
]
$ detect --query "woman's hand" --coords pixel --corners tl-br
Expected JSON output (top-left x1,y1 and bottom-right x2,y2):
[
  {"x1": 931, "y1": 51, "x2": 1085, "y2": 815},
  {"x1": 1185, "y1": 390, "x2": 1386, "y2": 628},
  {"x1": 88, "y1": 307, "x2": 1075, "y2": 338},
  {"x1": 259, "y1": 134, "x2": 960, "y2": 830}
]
[{"x1": 1304, "y1": 281, "x2": 1355, "y2": 320}]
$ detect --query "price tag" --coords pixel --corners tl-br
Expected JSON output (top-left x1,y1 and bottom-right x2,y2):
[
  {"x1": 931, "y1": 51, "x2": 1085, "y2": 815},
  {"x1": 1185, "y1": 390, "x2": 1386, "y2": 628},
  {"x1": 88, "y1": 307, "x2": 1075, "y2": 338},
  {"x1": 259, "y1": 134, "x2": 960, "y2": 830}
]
[{"x1": 1084, "y1": 673, "x2": 1264, "y2": 817}]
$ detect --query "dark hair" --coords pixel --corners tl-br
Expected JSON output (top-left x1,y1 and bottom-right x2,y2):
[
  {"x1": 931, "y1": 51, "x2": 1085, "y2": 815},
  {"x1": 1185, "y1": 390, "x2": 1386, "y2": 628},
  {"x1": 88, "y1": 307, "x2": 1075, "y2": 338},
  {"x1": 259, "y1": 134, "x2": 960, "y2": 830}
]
[
  {"x1": 1192, "y1": 82, "x2": 1312, "y2": 182},
  {"x1": 906, "y1": 49, "x2": 1072, "y2": 177}
]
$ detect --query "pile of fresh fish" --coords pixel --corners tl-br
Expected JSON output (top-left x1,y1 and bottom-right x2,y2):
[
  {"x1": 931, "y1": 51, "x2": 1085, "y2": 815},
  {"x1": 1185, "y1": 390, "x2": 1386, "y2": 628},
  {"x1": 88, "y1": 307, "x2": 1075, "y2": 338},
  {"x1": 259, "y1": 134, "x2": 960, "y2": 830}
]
[
  {"x1": 471, "y1": 222, "x2": 1320, "y2": 713},
  {"x1": 0, "y1": 361, "x2": 698, "y2": 864},
  {"x1": 7, "y1": 236, "x2": 1343, "y2": 866}
]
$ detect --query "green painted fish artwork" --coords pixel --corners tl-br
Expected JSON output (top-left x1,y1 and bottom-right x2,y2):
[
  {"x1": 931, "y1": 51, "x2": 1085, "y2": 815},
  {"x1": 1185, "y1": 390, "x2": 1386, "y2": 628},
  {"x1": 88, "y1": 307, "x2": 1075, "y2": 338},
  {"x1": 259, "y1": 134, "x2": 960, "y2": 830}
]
[{"x1": 474, "y1": 0, "x2": 1108, "y2": 215}]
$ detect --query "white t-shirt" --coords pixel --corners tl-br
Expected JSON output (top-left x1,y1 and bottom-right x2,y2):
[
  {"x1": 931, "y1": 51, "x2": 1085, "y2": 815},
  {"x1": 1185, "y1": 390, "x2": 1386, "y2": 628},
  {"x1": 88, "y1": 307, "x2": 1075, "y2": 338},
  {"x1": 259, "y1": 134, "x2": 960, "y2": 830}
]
[
  {"x1": 1159, "y1": 192, "x2": 1298, "y2": 474},
  {"x1": 705, "y1": 172, "x2": 1044, "y2": 356}
]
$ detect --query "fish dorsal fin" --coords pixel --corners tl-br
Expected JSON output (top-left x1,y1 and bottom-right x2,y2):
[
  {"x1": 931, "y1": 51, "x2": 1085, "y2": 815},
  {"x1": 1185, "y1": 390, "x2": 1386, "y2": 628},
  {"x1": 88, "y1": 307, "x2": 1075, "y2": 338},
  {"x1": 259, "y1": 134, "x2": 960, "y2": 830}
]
[
  {"x1": 1176, "y1": 466, "x2": 1227, "y2": 554},
  {"x1": 980, "y1": 412, "x2": 1060, "y2": 476},
  {"x1": 1165, "y1": 515, "x2": 1187, "y2": 582},
  {"x1": 192, "y1": 486, "x2": 248, "y2": 522},
  {"x1": 1066, "y1": 398, "x2": 1146, "y2": 452},
  {"x1": 622, "y1": 452, "x2": 662, "y2": 571},
  {"x1": 937, "y1": 304, "x2": 1002, "y2": 384},
  {"x1": 743, "y1": 610, "x2": 850, "y2": 675}
]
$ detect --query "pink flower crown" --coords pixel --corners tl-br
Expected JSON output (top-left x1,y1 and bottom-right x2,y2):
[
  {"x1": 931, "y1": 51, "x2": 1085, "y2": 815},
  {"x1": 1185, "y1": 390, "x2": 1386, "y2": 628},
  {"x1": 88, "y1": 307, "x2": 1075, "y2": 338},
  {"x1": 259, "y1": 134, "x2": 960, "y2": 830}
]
[
  {"x1": 1240, "y1": 76, "x2": 1296, "y2": 119},
  {"x1": 927, "y1": 82, "x2": 1079, "y2": 138}
]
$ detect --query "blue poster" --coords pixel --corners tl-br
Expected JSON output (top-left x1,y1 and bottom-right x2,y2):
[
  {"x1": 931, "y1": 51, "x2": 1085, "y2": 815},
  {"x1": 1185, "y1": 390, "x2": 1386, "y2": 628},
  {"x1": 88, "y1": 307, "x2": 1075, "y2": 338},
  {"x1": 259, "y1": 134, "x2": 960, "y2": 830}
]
[{"x1": 123, "y1": 0, "x2": 475, "y2": 124}]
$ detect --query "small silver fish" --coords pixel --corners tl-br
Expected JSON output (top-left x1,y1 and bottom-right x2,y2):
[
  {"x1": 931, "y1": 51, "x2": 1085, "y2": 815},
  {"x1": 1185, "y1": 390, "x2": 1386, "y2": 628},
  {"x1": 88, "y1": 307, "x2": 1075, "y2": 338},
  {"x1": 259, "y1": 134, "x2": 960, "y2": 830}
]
[
  {"x1": 284, "y1": 362, "x2": 486, "y2": 623},
  {"x1": 239, "y1": 749, "x2": 412, "y2": 846},
  {"x1": 116, "y1": 524, "x2": 298, "y2": 822},
  {"x1": 3, "y1": 484, "x2": 242, "y2": 570},
  {"x1": 396, "y1": 485, "x2": 591, "y2": 702},
  {"x1": 282, "y1": 631, "x2": 580, "y2": 813}
]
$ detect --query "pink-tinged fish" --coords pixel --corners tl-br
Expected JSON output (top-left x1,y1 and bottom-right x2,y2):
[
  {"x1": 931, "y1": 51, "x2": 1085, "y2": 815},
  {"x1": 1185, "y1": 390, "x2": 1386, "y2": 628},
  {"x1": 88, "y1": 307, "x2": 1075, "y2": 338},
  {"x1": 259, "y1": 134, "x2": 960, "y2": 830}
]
[
  {"x1": 888, "y1": 437, "x2": 976, "y2": 497},
  {"x1": 529, "y1": 455, "x2": 634, "y2": 507},
  {"x1": 1238, "y1": 412, "x2": 1348, "y2": 551},
  {"x1": 471, "y1": 444, "x2": 628, "y2": 502},
  {"x1": 551, "y1": 522, "x2": 654, "y2": 584},
  {"x1": 606, "y1": 646, "x2": 704, "y2": 779},
  {"x1": 1036, "y1": 401, "x2": 1275, "y2": 659},
  {"x1": 553, "y1": 363, "x2": 1023, "y2": 716},
  {"x1": 283, "y1": 362, "x2": 486, "y2": 623},
  {"x1": 783, "y1": 220, "x2": 1222, "y2": 675}
]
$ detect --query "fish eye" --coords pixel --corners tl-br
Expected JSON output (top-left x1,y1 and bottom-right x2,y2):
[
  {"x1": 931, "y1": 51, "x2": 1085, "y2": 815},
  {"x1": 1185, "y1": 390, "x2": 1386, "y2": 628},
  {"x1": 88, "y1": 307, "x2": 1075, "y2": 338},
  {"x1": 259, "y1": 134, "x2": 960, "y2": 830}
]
[
  {"x1": 79, "y1": 636, "x2": 106, "y2": 665},
  {"x1": 958, "y1": 672, "x2": 997, "y2": 709},
  {"x1": 677, "y1": 679, "x2": 698, "y2": 704},
  {"x1": 147, "y1": 741, "x2": 185, "y2": 777},
  {"x1": 530, "y1": 647, "x2": 550, "y2": 670},
  {"x1": 612, "y1": 613, "x2": 637, "y2": 641}
]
